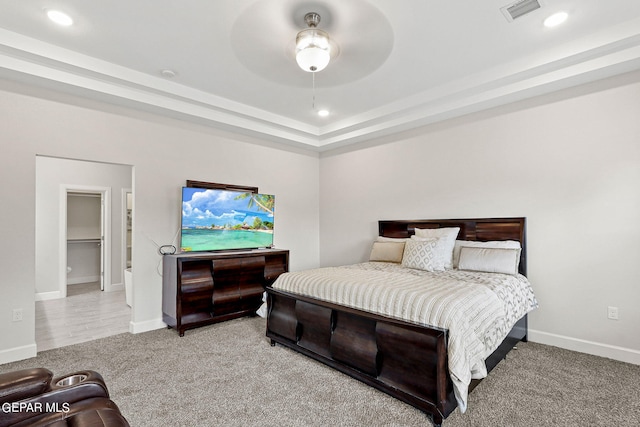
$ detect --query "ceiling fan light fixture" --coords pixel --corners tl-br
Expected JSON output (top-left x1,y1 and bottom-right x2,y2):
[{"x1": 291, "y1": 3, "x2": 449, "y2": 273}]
[{"x1": 295, "y1": 13, "x2": 331, "y2": 72}]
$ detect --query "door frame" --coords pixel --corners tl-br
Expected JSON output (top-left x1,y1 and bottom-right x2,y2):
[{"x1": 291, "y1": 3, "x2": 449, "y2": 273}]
[
  {"x1": 59, "y1": 184, "x2": 112, "y2": 297},
  {"x1": 121, "y1": 188, "x2": 132, "y2": 274}
]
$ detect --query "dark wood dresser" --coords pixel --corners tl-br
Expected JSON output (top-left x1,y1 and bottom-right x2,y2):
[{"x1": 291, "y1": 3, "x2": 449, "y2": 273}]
[{"x1": 162, "y1": 249, "x2": 289, "y2": 336}]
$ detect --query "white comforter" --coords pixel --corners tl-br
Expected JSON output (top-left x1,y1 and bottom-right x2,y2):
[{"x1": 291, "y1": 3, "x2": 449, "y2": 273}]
[{"x1": 271, "y1": 262, "x2": 538, "y2": 412}]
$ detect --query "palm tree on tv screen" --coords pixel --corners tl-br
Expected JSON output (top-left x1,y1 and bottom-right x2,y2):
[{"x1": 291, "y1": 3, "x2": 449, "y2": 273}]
[{"x1": 235, "y1": 193, "x2": 274, "y2": 215}]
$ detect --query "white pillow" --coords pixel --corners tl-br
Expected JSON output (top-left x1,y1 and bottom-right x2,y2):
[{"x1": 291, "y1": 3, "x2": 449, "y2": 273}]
[
  {"x1": 458, "y1": 246, "x2": 521, "y2": 275},
  {"x1": 410, "y1": 236, "x2": 450, "y2": 271},
  {"x1": 401, "y1": 239, "x2": 443, "y2": 272},
  {"x1": 376, "y1": 236, "x2": 409, "y2": 242},
  {"x1": 369, "y1": 241, "x2": 405, "y2": 263},
  {"x1": 414, "y1": 227, "x2": 460, "y2": 269},
  {"x1": 453, "y1": 240, "x2": 521, "y2": 269}
]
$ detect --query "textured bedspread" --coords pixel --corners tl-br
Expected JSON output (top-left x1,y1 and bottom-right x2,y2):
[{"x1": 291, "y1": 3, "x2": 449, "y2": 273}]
[{"x1": 271, "y1": 262, "x2": 538, "y2": 411}]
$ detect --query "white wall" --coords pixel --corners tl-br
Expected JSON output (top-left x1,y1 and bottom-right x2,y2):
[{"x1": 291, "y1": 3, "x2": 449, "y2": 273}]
[
  {"x1": 0, "y1": 80, "x2": 320, "y2": 364},
  {"x1": 67, "y1": 194, "x2": 101, "y2": 240},
  {"x1": 319, "y1": 71, "x2": 640, "y2": 364},
  {"x1": 35, "y1": 157, "x2": 132, "y2": 296}
]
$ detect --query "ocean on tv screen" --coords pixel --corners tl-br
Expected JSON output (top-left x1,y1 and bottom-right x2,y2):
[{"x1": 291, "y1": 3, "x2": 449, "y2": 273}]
[{"x1": 181, "y1": 228, "x2": 273, "y2": 251}]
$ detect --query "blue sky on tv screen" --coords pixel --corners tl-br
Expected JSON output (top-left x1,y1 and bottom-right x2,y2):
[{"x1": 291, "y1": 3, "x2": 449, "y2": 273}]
[{"x1": 181, "y1": 188, "x2": 274, "y2": 228}]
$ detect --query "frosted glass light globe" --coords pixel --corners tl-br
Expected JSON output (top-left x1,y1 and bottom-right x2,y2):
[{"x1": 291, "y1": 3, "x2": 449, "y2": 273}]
[{"x1": 295, "y1": 29, "x2": 331, "y2": 72}]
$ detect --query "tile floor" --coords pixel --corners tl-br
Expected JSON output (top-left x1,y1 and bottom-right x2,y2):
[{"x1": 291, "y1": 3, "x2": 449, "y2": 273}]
[{"x1": 35, "y1": 282, "x2": 131, "y2": 352}]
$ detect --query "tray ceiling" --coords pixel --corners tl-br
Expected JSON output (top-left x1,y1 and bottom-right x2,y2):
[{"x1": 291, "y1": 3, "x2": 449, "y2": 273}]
[{"x1": 1, "y1": 0, "x2": 639, "y2": 151}]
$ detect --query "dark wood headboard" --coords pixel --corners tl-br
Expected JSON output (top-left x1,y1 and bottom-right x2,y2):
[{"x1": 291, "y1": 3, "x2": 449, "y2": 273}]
[{"x1": 378, "y1": 217, "x2": 527, "y2": 276}]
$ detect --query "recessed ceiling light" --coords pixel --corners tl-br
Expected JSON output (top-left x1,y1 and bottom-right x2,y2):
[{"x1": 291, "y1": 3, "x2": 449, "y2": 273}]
[
  {"x1": 161, "y1": 69, "x2": 177, "y2": 78},
  {"x1": 317, "y1": 109, "x2": 329, "y2": 117},
  {"x1": 544, "y1": 12, "x2": 568, "y2": 28},
  {"x1": 46, "y1": 10, "x2": 73, "y2": 27}
]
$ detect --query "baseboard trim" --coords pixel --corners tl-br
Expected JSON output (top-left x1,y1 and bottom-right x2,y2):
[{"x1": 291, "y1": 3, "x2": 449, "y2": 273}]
[
  {"x1": 35, "y1": 291, "x2": 61, "y2": 301},
  {"x1": 528, "y1": 329, "x2": 640, "y2": 365},
  {"x1": 129, "y1": 318, "x2": 166, "y2": 334},
  {"x1": 0, "y1": 343, "x2": 37, "y2": 364},
  {"x1": 107, "y1": 283, "x2": 124, "y2": 292},
  {"x1": 36, "y1": 283, "x2": 124, "y2": 300},
  {"x1": 67, "y1": 275, "x2": 100, "y2": 285}
]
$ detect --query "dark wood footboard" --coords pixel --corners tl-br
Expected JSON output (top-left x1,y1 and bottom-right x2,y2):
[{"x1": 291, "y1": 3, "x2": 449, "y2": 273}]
[
  {"x1": 266, "y1": 287, "x2": 528, "y2": 426},
  {"x1": 267, "y1": 287, "x2": 458, "y2": 425}
]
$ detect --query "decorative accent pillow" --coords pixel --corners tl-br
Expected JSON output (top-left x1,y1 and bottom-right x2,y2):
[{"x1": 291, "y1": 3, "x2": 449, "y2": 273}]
[
  {"x1": 457, "y1": 246, "x2": 522, "y2": 275},
  {"x1": 414, "y1": 227, "x2": 460, "y2": 269},
  {"x1": 453, "y1": 240, "x2": 521, "y2": 269},
  {"x1": 401, "y1": 239, "x2": 443, "y2": 272},
  {"x1": 410, "y1": 236, "x2": 452, "y2": 271},
  {"x1": 369, "y1": 241, "x2": 405, "y2": 263}
]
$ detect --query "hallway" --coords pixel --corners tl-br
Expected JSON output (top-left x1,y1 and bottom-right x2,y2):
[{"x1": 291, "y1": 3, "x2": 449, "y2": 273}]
[{"x1": 35, "y1": 282, "x2": 130, "y2": 352}]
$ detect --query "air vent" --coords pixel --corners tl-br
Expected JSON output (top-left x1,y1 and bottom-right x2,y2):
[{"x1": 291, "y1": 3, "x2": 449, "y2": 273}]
[{"x1": 501, "y1": 0, "x2": 542, "y2": 22}]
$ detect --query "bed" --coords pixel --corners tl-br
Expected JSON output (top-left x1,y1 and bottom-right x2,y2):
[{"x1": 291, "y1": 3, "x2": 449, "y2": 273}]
[{"x1": 265, "y1": 218, "x2": 538, "y2": 426}]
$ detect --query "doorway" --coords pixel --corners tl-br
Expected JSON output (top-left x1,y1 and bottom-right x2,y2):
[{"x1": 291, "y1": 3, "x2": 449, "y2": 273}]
[
  {"x1": 63, "y1": 187, "x2": 110, "y2": 296},
  {"x1": 122, "y1": 189, "x2": 132, "y2": 307},
  {"x1": 34, "y1": 155, "x2": 133, "y2": 351}
]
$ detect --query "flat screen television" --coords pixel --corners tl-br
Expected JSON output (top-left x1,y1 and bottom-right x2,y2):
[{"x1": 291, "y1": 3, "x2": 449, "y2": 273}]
[{"x1": 180, "y1": 187, "x2": 275, "y2": 252}]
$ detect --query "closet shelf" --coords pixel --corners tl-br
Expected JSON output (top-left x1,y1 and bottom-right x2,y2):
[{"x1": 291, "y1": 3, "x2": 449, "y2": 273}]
[{"x1": 67, "y1": 238, "x2": 101, "y2": 244}]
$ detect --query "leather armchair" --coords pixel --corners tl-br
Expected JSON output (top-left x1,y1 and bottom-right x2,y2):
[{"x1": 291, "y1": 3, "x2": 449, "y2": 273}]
[{"x1": 0, "y1": 368, "x2": 129, "y2": 427}]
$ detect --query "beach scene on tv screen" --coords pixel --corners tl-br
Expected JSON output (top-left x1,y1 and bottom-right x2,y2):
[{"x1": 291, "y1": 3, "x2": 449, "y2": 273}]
[{"x1": 181, "y1": 188, "x2": 274, "y2": 251}]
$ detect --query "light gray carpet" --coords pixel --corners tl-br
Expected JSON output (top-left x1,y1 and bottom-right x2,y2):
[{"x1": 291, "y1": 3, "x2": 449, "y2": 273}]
[{"x1": 2, "y1": 317, "x2": 639, "y2": 426}]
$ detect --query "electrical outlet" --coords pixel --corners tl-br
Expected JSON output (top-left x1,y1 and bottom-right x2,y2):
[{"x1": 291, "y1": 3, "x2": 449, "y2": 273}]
[
  {"x1": 12, "y1": 308, "x2": 23, "y2": 322},
  {"x1": 607, "y1": 306, "x2": 619, "y2": 320}
]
